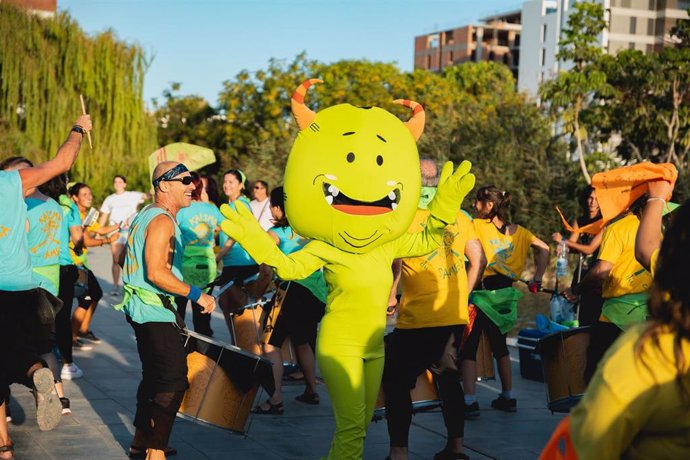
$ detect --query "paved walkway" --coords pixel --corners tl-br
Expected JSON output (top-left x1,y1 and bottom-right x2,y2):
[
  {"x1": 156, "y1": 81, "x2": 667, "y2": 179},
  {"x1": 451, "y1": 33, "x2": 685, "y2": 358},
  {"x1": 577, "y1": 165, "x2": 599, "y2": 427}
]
[{"x1": 8, "y1": 247, "x2": 565, "y2": 459}]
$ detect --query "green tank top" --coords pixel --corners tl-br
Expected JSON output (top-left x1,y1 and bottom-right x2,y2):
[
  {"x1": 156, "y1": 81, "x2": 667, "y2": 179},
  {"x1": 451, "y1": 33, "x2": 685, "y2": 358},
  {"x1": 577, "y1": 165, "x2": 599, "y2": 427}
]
[{"x1": 119, "y1": 205, "x2": 184, "y2": 323}]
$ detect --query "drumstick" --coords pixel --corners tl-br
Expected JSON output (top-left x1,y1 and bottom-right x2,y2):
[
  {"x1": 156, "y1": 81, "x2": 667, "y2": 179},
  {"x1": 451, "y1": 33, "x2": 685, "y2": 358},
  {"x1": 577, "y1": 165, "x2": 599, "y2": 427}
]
[
  {"x1": 79, "y1": 94, "x2": 93, "y2": 149},
  {"x1": 213, "y1": 272, "x2": 262, "y2": 301},
  {"x1": 518, "y1": 278, "x2": 557, "y2": 295}
]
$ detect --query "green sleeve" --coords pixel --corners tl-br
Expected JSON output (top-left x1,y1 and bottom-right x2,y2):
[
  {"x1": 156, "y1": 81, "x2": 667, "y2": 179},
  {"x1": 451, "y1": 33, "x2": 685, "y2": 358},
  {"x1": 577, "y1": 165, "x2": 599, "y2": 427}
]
[
  {"x1": 263, "y1": 240, "x2": 330, "y2": 281},
  {"x1": 392, "y1": 214, "x2": 445, "y2": 259}
]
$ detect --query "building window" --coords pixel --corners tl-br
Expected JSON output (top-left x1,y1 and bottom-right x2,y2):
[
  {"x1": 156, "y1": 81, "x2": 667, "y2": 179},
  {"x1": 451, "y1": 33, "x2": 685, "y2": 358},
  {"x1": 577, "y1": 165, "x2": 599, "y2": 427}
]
[
  {"x1": 426, "y1": 55, "x2": 431, "y2": 68},
  {"x1": 540, "y1": 48, "x2": 546, "y2": 67},
  {"x1": 471, "y1": 49, "x2": 477, "y2": 61},
  {"x1": 449, "y1": 50, "x2": 454, "y2": 63},
  {"x1": 489, "y1": 51, "x2": 496, "y2": 61},
  {"x1": 445, "y1": 30, "x2": 454, "y2": 43},
  {"x1": 498, "y1": 30, "x2": 509, "y2": 46},
  {"x1": 541, "y1": 24, "x2": 547, "y2": 43},
  {"x1": 513, "y1": 49, "x2": 520, "y2": 65},
  {"x1": 429, "y1": 35, "x2": 439, "y2": 49},
  {"x1": 630, "y1": 17, "x2": 637, "y2": 34},
  {"x1": 514, "y1": 33, "x2": 521, "y2": 47}
]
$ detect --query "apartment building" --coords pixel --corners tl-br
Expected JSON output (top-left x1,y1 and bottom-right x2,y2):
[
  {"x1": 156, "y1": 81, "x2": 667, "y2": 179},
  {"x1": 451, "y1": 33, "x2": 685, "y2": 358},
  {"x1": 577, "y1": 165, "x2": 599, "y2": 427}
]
[
  {"x1": 0, "y1": 0, "x2": 56, "y2": 17},
  {"x1": 518, "y1": 0, "x2": 690, "y2": 96},
  {"x1": 413, "y1": 10, "x2": 522, "y2": 80}
]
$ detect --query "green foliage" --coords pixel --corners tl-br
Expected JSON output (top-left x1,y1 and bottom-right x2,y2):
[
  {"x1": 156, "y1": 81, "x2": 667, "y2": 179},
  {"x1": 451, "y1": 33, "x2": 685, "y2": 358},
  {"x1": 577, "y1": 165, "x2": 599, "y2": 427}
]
[{"x1": 0, "y1": 4, "x2": 157, "y2": 199}]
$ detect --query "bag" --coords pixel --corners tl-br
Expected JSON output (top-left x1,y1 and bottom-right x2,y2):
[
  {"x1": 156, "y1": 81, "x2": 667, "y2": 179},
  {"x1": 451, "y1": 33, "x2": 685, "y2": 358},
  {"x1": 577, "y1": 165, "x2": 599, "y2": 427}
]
[{"x1": 36, "y1": 287, "x2": 63, "y2": 326}]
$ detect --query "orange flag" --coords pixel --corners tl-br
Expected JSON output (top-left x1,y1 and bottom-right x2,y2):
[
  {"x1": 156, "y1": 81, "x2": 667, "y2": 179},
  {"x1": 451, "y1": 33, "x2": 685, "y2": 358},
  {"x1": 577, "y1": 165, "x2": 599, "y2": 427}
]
[{"x1": 556, "y1": 162, "x2": 678, "y2": 235}]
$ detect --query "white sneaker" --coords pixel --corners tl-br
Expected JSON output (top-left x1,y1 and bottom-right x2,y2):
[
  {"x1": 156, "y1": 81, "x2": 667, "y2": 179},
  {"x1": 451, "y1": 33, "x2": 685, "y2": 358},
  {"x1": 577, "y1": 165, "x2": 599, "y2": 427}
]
[{"x1": 61, "y1": 363, "x2": 84, "y2": 380}]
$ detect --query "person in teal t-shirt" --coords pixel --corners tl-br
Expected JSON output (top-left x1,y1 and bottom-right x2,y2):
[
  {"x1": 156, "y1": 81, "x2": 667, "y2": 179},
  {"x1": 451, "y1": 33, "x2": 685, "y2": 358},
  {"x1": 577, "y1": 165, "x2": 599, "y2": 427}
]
[
  {"x1": 0, "y1": 113, "x2": 92, "y2": 452},
  {"x1": 253, "y1": 186, "x2": 327, "y2": 415},
  {"x1": 174, "y1": 172, "x2": 223, "y2": 336}
]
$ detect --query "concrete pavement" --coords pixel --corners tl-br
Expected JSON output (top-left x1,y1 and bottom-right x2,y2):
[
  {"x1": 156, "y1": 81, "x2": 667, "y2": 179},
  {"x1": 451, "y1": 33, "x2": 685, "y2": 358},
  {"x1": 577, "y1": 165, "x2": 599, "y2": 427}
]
[{"x1": 7, "y1": 246, "x2": 565, "y2": 459}]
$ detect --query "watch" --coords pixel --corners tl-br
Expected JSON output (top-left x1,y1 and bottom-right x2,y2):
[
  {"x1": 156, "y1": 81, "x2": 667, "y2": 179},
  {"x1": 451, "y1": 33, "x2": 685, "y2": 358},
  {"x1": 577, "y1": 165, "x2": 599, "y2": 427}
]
[{"x1": 71, "y1": 125, "x2": 85, "y2": 136}]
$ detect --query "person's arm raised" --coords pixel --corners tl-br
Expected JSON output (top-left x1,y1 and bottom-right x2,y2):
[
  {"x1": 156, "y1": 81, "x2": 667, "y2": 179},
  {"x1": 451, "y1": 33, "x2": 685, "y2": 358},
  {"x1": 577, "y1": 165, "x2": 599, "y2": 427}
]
[{"x1": 19, "y1": 115, "x2": 92, "y2": 196}]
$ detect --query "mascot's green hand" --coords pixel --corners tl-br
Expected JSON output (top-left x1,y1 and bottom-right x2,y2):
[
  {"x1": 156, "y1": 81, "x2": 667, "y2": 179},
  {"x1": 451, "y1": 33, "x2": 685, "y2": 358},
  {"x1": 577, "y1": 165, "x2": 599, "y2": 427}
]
[
  {"x1": 219, "y1": 203, "x2": 277, "y2": 263},
  {"x1": 427, "y1": 160, "x2": 475, "y2": 224}
]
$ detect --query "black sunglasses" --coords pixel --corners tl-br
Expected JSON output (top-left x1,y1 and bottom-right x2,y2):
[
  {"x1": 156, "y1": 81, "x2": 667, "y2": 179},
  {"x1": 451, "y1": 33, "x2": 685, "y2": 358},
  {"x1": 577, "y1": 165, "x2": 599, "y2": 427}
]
[{"x1": 164, "y1": 176, "x2": 194, "y2": 185}]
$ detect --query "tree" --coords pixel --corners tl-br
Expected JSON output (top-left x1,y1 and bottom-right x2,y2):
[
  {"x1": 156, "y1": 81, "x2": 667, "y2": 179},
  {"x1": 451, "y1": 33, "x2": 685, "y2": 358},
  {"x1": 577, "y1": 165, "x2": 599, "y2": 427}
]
[
  {"x1": 540, "y1": 1, "x2": 611, "y2": 184},
  {"x1": 0, "y1": 4, "x2": 157, "y2": 199}
]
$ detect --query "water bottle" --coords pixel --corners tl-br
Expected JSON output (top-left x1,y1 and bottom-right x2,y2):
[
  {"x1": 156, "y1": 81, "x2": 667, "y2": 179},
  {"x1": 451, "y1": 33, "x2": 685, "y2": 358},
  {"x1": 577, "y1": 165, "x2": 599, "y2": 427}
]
[
  {"x1": 556, "y1": 239, "x2": 569, "y2": 278},
  {"x1": 550, "y1": 295, "x2": 564, "y2": 323}
]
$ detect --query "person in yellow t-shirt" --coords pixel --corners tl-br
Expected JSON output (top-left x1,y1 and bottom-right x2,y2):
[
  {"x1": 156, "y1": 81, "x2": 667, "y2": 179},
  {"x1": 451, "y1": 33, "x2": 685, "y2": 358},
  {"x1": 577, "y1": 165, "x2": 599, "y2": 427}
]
[
  {"x1": 461, "y1": 185, "x2": 550, "y2": 415},
  {"x1": 565, "y1": 207, "x2": 652, "y2": 383},
  {"x1": 566, "y1": 196, "x2": 690, "y2": 460},
  {"x1": 383, "y1": 159, "x2": 485, "y2": 460},
  {"x1": 68, "y1": 183, "x2": 119, "y2": 349}
]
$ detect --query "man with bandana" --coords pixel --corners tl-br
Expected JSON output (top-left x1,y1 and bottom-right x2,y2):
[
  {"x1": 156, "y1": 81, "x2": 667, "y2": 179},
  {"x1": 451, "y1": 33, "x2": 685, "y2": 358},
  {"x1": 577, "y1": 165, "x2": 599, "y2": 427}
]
[{"x1": 116, "y1": 162, "x2": 216, "y2": 460}]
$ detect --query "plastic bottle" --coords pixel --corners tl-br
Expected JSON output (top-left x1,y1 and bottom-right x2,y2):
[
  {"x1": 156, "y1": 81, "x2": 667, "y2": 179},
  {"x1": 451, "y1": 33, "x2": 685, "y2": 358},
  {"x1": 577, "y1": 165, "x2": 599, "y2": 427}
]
[{"x1": 555, "y1": 239, "x2": 569, "y2": 278}]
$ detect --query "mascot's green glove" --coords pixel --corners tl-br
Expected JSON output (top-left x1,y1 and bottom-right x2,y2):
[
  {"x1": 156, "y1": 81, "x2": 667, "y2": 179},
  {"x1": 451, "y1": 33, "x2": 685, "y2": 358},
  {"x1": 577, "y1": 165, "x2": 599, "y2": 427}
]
[
  {"x1": 427, "y1": 160, "x2": 475, "y2": 224},
  {"x1": 220, "y1": 203, "x2": 280, "y2": 264}
]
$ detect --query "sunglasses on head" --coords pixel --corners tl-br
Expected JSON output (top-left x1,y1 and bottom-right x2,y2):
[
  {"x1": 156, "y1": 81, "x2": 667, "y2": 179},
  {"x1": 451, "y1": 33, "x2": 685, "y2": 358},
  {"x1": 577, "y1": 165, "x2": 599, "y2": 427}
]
[{"x1": 164, "y1": 176, "x2": 194, "y2": 185}]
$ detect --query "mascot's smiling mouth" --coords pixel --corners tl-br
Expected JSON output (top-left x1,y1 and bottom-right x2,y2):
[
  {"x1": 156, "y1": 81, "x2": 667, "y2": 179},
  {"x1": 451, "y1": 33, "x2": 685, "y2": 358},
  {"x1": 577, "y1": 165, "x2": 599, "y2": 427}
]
[{"x1": 322, "y1": 182, "x2": 401, "y2": 215}]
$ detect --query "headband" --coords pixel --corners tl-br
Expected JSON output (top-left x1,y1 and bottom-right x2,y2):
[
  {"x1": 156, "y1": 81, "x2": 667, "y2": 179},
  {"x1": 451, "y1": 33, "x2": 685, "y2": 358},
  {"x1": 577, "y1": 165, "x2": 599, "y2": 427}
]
[{"x1": 152, "y1": 163, "x2": 189, "y2": 188}]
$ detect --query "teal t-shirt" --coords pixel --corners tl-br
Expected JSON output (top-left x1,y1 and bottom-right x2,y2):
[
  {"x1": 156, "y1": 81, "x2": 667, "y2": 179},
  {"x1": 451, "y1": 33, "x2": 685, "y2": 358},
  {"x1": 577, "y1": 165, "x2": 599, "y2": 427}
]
[
  {"x1": 58, "y1": 195, "x2": 81, "y2": 266},
  {"x1": 270, "y1": 225, "x2": 327, "y2": 304},
  {"x1": 0, "y1": 170, "x2": 36, "y2": 291},
  {"x1": 219, "y1": 196, "x2": 256, "y2": 267},
  {"x1": 176, "y1": 201, "x2": 223, "y2": 248},
  {"x1": 26, "y1": 195, "x2": 62, "y2": 295},
  {"x1": 121, "y1": 205, "x2": 184, "y2": 323}
]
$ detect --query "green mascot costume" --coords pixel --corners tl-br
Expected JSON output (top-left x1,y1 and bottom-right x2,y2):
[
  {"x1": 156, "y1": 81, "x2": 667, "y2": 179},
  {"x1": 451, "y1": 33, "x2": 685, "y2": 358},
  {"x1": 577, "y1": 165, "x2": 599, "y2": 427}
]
[{"x1": 220, "y1": 79, "x2": 475, "y2": 459}]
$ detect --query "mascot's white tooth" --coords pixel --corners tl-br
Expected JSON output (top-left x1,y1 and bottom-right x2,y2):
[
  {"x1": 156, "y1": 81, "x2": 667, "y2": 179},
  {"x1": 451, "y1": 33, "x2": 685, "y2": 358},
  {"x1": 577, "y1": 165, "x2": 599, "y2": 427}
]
[
  {"x1": 331, "y1": 186, "x2": 340, "y2": 197},
  {"x1": 328, "y1": 185, "x2": 334, "y2": 193},
  {"x1": 326, "y1": 195, "x2": 334, "y2": 205},
  {"x1": 388, "y1": 191, "x2": 396, "y2": 201},
  {"x1": 391, "y1": 202, "x2": 398, "y2": 210}
]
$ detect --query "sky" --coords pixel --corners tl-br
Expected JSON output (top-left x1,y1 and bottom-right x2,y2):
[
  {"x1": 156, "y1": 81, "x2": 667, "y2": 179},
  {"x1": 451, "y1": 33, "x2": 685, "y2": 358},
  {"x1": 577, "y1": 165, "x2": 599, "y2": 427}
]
[{"x1": 58, "y1": 0, "x2": 523, "y2": 106}]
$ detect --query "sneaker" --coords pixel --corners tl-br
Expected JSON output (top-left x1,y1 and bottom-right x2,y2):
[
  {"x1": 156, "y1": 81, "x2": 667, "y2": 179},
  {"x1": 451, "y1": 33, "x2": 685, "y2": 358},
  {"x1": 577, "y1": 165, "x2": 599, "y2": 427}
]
[
  {"x1": 464, "y1": 401, "x2": 480, "y2": 419},
  {"x1": 491, "y1": 395, "x2": 517, "y2": 412},
  {"x1": 61, "y1": 363, "x2": 83, "y2": 380},
  {"x1": 33, "y1": 367, "x2": 62, "y2": 431},
  {"x1": 73, "y1": 339, "x2": 93, "y2": 351},
  {"x1": 80, "y1": 330, "x2": 102, "y2": 343},
  {"x1": 110, "y1": 289, "x2": 120, "y2": 297}
]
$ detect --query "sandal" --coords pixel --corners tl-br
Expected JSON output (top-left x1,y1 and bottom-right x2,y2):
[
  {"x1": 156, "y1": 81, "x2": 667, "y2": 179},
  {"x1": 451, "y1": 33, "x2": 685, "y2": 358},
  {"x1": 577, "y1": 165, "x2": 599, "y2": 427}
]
[
  {"x1": 128, "y1": 445, "x2": 177, "y2": 458},
  {"x1": 252, "y1": 399, "x2": 284, "y2": 415},
  {"x1": 295, "y1": 392, "x2": 320, "y2": 405},
  {"x1": 0, "y1": 444, "x2": 14, "y2": 460}
]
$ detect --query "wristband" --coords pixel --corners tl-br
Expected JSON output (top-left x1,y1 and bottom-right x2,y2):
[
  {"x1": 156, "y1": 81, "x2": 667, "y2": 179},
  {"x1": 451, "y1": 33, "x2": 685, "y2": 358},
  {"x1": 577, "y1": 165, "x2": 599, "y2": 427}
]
[
  {"x1": 187, "y1": 285, "x2": 202, "y2": 303},
  {"x1": 71, "y1": 125, "x2": 85, "y2": 137}
]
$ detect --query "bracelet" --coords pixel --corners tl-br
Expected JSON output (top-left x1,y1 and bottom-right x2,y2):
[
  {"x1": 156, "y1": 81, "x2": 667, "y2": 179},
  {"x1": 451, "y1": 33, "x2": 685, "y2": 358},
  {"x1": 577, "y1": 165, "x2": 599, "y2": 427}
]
[
  {"x1": 647, "y1": 197, "x2": 666, "y2": 204},
  {"x1": 187, "y1": 285, "x2": 202, "y2": 303},
  {"x1": 71, "y1": 125, "x2": 85, "y2": 137}
]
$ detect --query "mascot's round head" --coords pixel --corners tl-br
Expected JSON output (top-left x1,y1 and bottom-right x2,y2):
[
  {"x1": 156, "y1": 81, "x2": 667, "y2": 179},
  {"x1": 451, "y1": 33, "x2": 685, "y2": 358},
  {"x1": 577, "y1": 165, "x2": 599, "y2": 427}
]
[{"x1": 284, "y1": 79, "x2": 424, "y2": 254}]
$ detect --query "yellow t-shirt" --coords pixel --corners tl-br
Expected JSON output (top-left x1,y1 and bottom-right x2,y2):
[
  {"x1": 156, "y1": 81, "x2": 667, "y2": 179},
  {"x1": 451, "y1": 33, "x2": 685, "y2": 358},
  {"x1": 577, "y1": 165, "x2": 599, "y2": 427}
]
[
  {"x1": 598, "y1": 214, "x2": 652, "y2": 299},
  {"x1": 473, "y1": 218, "x2": 534, "y2": 280},
  {"x1": 69, "y1": 210, "x2": 100, "y2": 266},
  {"x1": 571, "y1": 322, "x2": 690, "y2": 460},
  {"x1": 397, "y1": 210, "x2": 477, "y2": 329},
  {"x1": 650, "y1": 248, "x2": 659, "y2": 278}
]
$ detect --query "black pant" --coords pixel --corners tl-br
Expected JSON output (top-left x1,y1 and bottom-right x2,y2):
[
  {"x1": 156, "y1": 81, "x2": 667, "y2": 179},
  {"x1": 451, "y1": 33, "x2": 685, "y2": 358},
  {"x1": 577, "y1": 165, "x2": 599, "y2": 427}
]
[
  {"x1": 584, "y1": 321, "x2": 622, "y2": 384},
  {"x1": 267, "y1": 282, "x2": 325, "y2": 350},
  {"x1": 174, "y1": 296, "x2": 213, "y2": 337},
  {"x1": 128, "y1": 318, "x2": 189, "y2": 450},
  {"x1": 0, "y1": 289, "x2": 48, "y2": 404},
  {"x1": 382, "y1": 326, "x2": 465, "y2": 447},
  {"x1": 57, "y1": 265, "x2": 77, "y2": 363},
  {"x1": 461, "y1": 308, "x2": 509, "y2": 360}
]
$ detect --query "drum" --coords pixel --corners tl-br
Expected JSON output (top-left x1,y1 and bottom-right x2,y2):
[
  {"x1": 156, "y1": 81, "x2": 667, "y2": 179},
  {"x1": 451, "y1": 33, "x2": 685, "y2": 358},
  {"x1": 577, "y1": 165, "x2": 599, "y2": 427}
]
[
  {"x1": 178, "y1": 330, "x2": 274, "y2": 433},
  {"x1": 374, "y1": 370, "x2": 440, "y2": 416},
  {"x1": 475, "y1": 331, "x2": 495, "y2": 381},
  {"x1": 261, "y1": 283, "x2": 289, "y2": 344},
  {"x1": 536, "y1": 326, "x2": 591, "y2": 413},
  {"x1": 230, "y1": 300, "x2": 266, "y2": 356}
]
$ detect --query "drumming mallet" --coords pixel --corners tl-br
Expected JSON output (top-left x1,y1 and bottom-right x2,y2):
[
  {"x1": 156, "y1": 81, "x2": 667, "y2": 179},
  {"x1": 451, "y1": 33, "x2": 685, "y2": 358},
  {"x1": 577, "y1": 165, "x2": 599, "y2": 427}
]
[
  {"x1": 79, "y1": 94, "x2": 93, "y2": 149},
  {"x1": 213, "y1": 272, "x2": 261, "y2": 301}
]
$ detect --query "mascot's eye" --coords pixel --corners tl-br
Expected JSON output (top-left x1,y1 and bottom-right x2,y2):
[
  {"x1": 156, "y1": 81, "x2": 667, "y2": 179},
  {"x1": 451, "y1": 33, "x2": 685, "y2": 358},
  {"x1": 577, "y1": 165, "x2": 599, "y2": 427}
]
[
  {"x1": 376, "y1": 155, "x2": 384, "y2": 166},
  {"x1": 347, "y1": 152, "x2": 355, "y2": 163}
]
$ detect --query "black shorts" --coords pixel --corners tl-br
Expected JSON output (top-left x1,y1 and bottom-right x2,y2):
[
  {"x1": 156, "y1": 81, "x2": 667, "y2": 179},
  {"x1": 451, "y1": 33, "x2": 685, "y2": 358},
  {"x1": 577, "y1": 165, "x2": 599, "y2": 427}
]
[
  {"x1": 76, "y1": 268, "x2": 103, "y2": 308},
  {"x1": 127, "y1": 318, "x2": 189, "y2": 393},
  {"x1": 221, "y1": 265, "x2": 259, "y2": 287},
  {"x1": 268, "y1": 282, "x2": 325, "y2": 348}
]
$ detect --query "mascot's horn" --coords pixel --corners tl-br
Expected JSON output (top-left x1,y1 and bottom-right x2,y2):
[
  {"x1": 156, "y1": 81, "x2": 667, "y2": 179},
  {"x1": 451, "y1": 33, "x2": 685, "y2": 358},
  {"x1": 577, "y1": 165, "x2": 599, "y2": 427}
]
[
  {"x1": 291, "y1": 78, "x2": 323, "y2": 130},
  {"x1": 393, "y1": 99, "x2": 425, "y2": 142}
]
